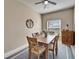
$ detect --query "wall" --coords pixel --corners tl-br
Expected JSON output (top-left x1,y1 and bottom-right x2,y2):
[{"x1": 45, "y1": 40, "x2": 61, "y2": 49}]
[
  {"x1": 41, "y1": 8, "x2": 74, "y2": 31},
  {"x1": 4, "y1": 0, "x2": 41, "y2": 53}
]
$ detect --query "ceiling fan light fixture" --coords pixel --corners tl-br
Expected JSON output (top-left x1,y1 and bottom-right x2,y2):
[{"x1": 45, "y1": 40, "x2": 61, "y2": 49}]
[{"x1": 44, "y1": 1, "x2": 48, "y2": 4}]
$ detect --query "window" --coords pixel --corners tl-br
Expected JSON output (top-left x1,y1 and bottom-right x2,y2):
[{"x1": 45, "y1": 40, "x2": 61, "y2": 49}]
[{"x1": 47, "y1": 20, "x2": 61, "y2": 29}]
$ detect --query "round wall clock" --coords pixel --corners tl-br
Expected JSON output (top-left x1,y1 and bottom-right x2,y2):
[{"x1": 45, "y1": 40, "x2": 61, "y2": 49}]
[{"x1": 26, "y1": 19, "x2": 34, "y2": 28}]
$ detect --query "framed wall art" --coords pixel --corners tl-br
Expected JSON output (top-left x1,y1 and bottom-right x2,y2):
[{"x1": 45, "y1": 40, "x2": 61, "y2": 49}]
[{"x1": 26, "y1": 19, "x2": 34, "y2": 28}]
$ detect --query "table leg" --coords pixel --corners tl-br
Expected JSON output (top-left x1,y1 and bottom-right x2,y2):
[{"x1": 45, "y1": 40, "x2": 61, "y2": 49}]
[{"x1": 45, "y1": 45, "x2": 48, "y2": 59}]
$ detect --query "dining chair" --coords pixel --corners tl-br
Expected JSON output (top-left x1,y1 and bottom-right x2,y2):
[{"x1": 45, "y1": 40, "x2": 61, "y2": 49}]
[
  {"x1": 48, "y1": 34, "x2": 59, "y2": 59},
  {"x1": 32, "y1": 32, "x2": 39, "y2": 37},
  {"x1": 27, "y1": 36, "x2": 46, "y2": 59},
  {"x1": 54, "y1": 35, "x2": 59, "y2": 56},
  {"x1": 48, "y1": 39, "x2": 55, "y2": 59}
]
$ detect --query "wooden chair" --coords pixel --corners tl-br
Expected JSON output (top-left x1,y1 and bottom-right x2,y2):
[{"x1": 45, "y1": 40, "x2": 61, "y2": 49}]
[
  {"x1": 48, "y1": 39, "x2": 55, "y2": 59},
  {"x1": 54, "y1": 35, "x2": 59, "y2": 56},
  {"x1": 27, "y1": 36, "x2": 46, "y2": 59},
  {"x1": 32, "y1": 32, "x2": 39, "y2": 37},
  {"x1": 48, "y1": 35, "x2": 59, "y2": 59}
]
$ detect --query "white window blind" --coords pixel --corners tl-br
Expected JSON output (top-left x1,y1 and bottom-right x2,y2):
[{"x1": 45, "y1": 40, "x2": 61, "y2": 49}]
[{"x1": 47, "y1": 20, "x2": 61, "y2": 29}]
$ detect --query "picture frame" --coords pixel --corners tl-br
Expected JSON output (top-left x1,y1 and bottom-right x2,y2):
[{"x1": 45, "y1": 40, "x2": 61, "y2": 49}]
[{"x1": 26, "y1": 19, "x2": 34, "y2": 28}]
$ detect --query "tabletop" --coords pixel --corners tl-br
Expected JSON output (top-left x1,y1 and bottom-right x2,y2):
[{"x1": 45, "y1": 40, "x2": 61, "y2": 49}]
[{"x1": 37, "y1": 33, "x2": 58, "y2": 44}]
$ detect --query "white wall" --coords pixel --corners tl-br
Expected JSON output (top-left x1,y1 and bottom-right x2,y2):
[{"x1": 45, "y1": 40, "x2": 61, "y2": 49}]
[{"x1": 4, "y1": 0, "x2": 41, "y2": 53}]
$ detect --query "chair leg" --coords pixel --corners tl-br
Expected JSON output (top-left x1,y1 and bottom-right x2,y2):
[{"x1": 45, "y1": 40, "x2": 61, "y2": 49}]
[
  {"x1": 28, "y1": 49, "x2": 32, "y2": 59},
  {"x1": 37, "y1": 55, "x2": 39, "y2": 59},
  {"x1": 55, "y1": 41, "x2": 58, "y2": 56},
  {"x1": 53, "y1": 44, "x2": 55, "y2": 59},
  {"x1": 53, "y1": 52, "x2": 54, "y2": 59}
]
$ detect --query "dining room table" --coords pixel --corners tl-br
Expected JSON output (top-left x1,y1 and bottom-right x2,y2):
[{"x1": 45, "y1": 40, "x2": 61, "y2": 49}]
[{"x1": 36, "y1": 33, "x2": 59, "y2": 59}]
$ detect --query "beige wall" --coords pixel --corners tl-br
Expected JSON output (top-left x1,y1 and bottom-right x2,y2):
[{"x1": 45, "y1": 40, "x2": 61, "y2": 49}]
[
  {"x1": 41, "y1": 8, "x2": 74, "y2": 31},
  {"x1": 4, "y1": 0, "x2": 41, "y2": 53}
]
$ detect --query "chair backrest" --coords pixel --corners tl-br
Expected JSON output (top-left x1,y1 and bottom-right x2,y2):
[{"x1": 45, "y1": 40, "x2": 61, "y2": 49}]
[
  {"x1": 35, "y1": 32, "x2": 39, "y2": 35},
  {"x1": 56, "y1": 34, "x2": 59, "y2": 39},
  {"x1": 54, "y1": 34, "x2": 59, "y2": 45},
  {"x1": 55, "y1": 34, "x2": 59, "y2": 41},
  {"x1": 52, "y1": 34, "x2": 59, "y2": 43},
  {"x1": 27, "y1": 36, "x2": 38, "y2": 48},
  {"x1": 32, "y1": 33, "x2": 35, "y2": 37},
  {"x1": 32, "y1": 32, "x2": 39, "y2": 37}
]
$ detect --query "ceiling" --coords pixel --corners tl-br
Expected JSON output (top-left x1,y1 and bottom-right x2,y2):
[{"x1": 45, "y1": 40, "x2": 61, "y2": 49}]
[{"x1": 17, "y1": 0, "x2": 75, "y2": 14}]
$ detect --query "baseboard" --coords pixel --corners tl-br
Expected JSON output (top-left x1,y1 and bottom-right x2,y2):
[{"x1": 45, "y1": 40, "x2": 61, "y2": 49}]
[
  {"x1": 4, "y1": 44, "x2": 28, "y2": 58},
  {"x1": 11, "y1": 48, "x2": 28, "y2": 59}
]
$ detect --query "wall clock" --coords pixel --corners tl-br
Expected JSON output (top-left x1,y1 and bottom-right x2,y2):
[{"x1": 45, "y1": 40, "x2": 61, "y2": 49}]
[{"x1": 26, "y1": 19, "x2": 34, "y2": 28}]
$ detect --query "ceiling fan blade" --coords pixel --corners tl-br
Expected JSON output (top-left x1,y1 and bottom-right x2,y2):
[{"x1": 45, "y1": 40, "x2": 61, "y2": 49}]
[
  {"x1": 35, "y1": 1, "x2": 44, "y2": 5},
  {"x1": 48, "y1": 1, "x2": 56, "y2": 5}
]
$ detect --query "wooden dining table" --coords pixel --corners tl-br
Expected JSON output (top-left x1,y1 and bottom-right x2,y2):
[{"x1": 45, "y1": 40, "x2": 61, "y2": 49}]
[{"x1": 36, "y1": 33, "x2": 59, "y2": 59}]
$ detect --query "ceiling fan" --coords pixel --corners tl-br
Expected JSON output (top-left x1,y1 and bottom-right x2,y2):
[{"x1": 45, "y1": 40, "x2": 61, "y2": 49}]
[{"x1": 35, "y1": 0, "x2": 56, "y2": 5}]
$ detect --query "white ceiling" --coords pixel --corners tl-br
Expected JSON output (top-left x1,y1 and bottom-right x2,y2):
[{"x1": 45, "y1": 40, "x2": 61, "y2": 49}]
[{"x1": 18, "y1": 0, "x2": 75, "y2": 14}]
